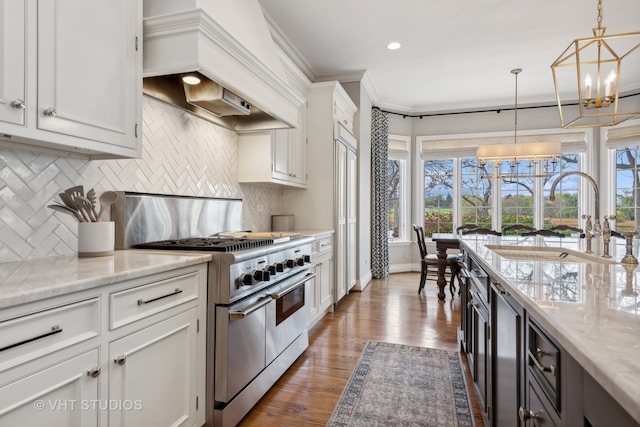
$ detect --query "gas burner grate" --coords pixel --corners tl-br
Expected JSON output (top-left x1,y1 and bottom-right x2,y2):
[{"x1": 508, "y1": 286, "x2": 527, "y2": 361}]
[{"x1": 134, "y1": 237, "x2": 275, "y2": 252}]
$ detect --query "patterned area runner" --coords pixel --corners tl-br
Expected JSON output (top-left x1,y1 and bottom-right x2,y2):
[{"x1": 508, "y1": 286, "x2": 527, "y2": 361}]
[{"x1": 327, "y1": 341, "x2": 474, "y2": 427}]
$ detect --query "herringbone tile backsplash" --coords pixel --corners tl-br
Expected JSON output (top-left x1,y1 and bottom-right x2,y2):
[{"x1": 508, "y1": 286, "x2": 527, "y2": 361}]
[{"x1": 0, "y1": 97, "x2": 284, "y2": 262}]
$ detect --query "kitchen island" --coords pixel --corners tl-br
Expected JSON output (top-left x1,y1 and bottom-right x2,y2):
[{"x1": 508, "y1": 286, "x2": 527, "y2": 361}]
[{"x1": 458, "y1": 234, "x2": 640, "y2": 426}]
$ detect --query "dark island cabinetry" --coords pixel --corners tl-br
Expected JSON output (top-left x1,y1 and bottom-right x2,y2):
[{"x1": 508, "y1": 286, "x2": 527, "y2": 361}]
[{"x1": 459, "y1": 246, "x2": 639, "y2": 427}]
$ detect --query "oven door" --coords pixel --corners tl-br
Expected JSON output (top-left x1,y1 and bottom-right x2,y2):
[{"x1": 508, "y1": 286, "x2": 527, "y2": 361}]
[
  {"x1": 265, "y1": 271, "x2": 315, "y2": 364},
  {"x1": 214, "y1": 293, "x2": 271, "y2": 403}
]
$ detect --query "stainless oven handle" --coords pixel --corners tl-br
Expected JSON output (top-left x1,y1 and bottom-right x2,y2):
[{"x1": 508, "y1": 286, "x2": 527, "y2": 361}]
[
  {"x1": 269, "y1": 273, "x2": 316, "y2": 299},
  {"x1": 228, "y1": 296, "x2": 272, "y2": 320}
]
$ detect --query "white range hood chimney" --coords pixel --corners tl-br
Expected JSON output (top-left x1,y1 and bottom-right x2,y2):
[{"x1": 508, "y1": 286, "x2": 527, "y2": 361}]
[{"x1": 143, "y1": 0, "x2": 303, "y2": 130}]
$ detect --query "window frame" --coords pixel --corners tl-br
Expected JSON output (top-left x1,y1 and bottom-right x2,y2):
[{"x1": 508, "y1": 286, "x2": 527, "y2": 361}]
[{"x1": 388, "y1": 134, "x2": 411, "y2": 243}]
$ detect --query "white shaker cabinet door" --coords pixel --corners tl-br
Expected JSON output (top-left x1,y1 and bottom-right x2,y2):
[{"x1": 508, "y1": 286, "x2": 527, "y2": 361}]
[
  {"x1": 37, "y1": 0, "x2": 139, "y2": 151},
  {"x1": 0, "y1": 0, "x2": 26, "y2": 126},
  {"x1": 0, "y1": 349, "x2": 100, "y2": 427},
  {"x1": 108, "y1": 308, "x2": 199, "y2": 427}
]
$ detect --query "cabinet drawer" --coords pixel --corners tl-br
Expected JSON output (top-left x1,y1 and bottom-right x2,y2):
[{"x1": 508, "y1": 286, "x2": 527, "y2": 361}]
[
  {"x1": 525, "y1": 380, "x2": 558, "y2": 427},
  {"x1": 316, "y1": 237, "x2": 333, "y2": 253},
  {"x1": 110, "y1": 271, "x2": 199, "y2": 329},
  {"x1": 0, "y1": 298, "x2": 100, "y2": 372},
  {"x1": 528, "y1": 321, "x2": 561, "y2": 411}
]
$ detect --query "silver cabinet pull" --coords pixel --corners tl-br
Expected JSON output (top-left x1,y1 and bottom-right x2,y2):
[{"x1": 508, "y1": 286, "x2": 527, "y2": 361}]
[
  {"x1": 0, "y1": 325, "x2": 62, "y2": 352},
  {"x1": 114, "y1": 355, "x2": 127, "y2": 365},
  {"x1": 269, "y1": 273, "x2": 316, "y2": 299},
  {"x1": 528, "y1": 349, "x2": 556, "y2": 376},
  {"x1": 11, "y1": 99, "x2": 26, "y2": 109},
  {"x1": 137, "y1": 288, "x2": 182, "y2": 305},
  {"x1": 43, "y1": 108, "x2": 57, "y2": 117},
  {"x1": 519, "y1": 406, "x2": 538, "y2": 421},
  {"x1": 87, "y1": 367, "x2": 101, "y2": 378},
  {"x1": 229, "y1": 296, "x2": 272, "y2": 320}
]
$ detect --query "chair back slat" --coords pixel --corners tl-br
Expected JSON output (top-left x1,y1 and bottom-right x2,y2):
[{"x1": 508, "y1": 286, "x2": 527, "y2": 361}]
[
  {"x1": 412, "y1": 224, "x2": 428, "y2": 258},
  {"x1": 502, "y1": 224, "x2": 535, "y2": 235},
  {"x1": 521, "y1": 229, "x2": 565, "y2": 238},
  {"x1": 461, "y1": 227, "x2": 502, "y2": 236}
]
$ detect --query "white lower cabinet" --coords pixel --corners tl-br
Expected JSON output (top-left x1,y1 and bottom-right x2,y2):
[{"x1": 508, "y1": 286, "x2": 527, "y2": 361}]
[
  {"x1": 310, "y1": 235, "x2": 334, "y2": 327},
  {"x1": 0, "y1": 262, "x2": 207, "y2": 427},
  {"x1": 108, "y1": 308, "x2": 198, "y2": 427},
  {"x1": 0, "y1": 349, "x2": 100, "y2": 427}
]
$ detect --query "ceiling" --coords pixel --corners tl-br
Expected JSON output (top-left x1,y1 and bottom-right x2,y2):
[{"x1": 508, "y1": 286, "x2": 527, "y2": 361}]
[{"x1": 259, "y1": 0, "x2": 640, "y2": 115}]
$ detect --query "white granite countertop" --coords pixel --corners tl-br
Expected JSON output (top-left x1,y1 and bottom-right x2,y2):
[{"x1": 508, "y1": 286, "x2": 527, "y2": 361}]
[
  {"x1": 0, "y1": 250, "x2": 212, "y2": 310},
  {"x1": 458, "y1": 234, "x2": 640, "y2": 423}
]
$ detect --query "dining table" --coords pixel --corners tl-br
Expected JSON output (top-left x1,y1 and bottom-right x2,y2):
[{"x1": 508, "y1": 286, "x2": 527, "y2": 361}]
[{"x1": 430, "y1": 233, "x2": 460, "y2": 301}]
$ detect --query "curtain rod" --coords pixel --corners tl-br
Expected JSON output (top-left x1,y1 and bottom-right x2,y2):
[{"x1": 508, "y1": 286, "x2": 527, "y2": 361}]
[{"x1": 374, "y1": 91, "x2": 640, "y2": 119}]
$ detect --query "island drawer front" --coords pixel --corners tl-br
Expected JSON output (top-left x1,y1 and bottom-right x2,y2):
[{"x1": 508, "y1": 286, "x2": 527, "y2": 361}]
[
  {"x1": 0, "y1": 298, "x2": 100, "y2": 372},
  {"x1": 526, "y1": 380, "x2": 559, "y2": 427},
  {"x1": 465, "y1": 254, "x2": 489, "y2": 302},
  {"x1": 528, "y1": 321, "x2": 561, "y2": 411},
  {"x1": 109, "y1": 271, "x2": 199, "y2": 330}
]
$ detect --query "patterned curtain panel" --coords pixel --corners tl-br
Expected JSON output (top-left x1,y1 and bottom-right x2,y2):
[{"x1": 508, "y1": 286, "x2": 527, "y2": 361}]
[{"x1": 371, "y1": 108, "x2": 389, "y2": 278}]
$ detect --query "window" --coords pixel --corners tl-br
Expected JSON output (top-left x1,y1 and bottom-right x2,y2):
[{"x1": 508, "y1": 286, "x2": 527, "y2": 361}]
[
  {"x1": 423, "y1": 159, "x2": 454, "y2": 235},
  {"x1": 460, "y1": 159, "x2": 493, "y2": 229},
  {"x1": 388, "y1": 135, "x2": 410, "y2": 241},
  {"x1": 614, "y1": 146, "x2": 640, "y2": 230},
  {"x1": 418, "y1": 130, "x2": 589, "y2": 235},
  {"x1": 604, "y1": 123, "x2": 640, "y2": 232},
  {"x1": 542, "y1": 155, "x2": 580, "y2": 228}
]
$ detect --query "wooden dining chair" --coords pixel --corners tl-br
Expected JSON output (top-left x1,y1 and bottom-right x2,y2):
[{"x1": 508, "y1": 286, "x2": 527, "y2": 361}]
[
  {"x1": 547, "y1": 224, "x2": 585, "y2": 238},
  {"x1": 521, "y1": 228, "x2": 565, "y2": 238},
  {"x1": 412, "y1": 224, "x2": 459, "y2": 296},
  {"x1": 502, "y1": 224, "x2": 535, "y2": 235},
  {"x1": 456, "y1": 224, "x2": 482, "y2": 233},
  {"x1": 461, "y1": 227, "x2": 502, "y2": 236}
]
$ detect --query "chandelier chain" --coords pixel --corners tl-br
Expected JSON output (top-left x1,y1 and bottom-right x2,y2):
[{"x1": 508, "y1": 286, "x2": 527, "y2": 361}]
[{"x1": 596, "y1": 0, "x2": 603, "y2": 30}]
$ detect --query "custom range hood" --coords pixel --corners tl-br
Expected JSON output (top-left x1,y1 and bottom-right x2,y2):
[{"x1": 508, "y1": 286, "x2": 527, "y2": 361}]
[{"x1": 142, "y1": 0, "x2": 304, "y2": 132}]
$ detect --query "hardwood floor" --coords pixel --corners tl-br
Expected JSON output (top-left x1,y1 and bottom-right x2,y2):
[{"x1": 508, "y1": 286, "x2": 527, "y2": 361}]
[{"x1": 238, "y1": 272, "x2": 485, "y2": 427}]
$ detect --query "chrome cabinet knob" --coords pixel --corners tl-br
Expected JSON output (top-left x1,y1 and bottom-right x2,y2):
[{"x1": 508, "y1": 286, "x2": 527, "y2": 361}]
[
  {"x1": 87, "y1": 367, "x2": 101, "y2": 378},
  {"x1": 11, "y1": 99, "x2": 26, "y2": 109},
  {"x1": 43, "y1": 108, "x2": 57, "y2": 117},
  {"x1": 114, "y1": 355, "x2": 127, "y2": 366}
]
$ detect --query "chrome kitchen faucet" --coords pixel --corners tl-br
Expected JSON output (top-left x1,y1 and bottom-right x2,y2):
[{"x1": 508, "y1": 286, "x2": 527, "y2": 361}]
[{"x1": 549, "y1": 171, "x2": 601, "y2": 254}]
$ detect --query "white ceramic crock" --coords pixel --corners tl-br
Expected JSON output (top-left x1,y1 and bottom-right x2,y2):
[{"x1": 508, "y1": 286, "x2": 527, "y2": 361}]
[{"x1": 78, "y1": 221, "x2": 115, "y2": 257}]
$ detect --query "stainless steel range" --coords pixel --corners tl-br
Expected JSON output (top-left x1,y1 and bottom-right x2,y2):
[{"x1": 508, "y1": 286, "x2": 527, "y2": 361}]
[{"x1": 113, "y1": 192, "x2": 314, "y2": 427}]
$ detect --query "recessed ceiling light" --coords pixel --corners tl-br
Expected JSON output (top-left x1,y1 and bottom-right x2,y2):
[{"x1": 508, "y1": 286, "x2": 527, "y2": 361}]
[
  {"x1": 182, "y1": 75, "x2": 201, "y2": 85},
  {"x1": 386, "y1": 42, "x2": 401, "y2": 50}
]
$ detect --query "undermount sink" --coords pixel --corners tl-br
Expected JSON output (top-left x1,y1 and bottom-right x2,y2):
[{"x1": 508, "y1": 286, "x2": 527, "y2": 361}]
[{"x1": 485, "y1": 245, "x2": 618, "y2": 264}]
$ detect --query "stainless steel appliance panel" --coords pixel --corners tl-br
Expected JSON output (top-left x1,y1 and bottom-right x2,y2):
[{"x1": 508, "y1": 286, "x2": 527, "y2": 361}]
[
  {"x1": 265, "y1": 272, "x2": 313, "y2": 364},
  {"x1": 113, "y1": 192, "x2": 242, "y2": 248},
  {"x1": 214, "y1": 294, "x2": 269, "y2": 402}
]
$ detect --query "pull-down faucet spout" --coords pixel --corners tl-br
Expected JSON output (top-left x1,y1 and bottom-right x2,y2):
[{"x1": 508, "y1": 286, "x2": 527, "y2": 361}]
[{"x1": 549, "y1": 171, "x2": 601, "y2": 233}]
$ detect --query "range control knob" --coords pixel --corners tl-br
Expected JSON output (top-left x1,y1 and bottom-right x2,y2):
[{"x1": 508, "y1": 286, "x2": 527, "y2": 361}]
[
  {"x1": 276, "y1": 262, "x2": 284, "y2": 272},
  {"x1": 285, "y1": 259, "x2": 295, "y2": 268},
  {"x1": 295, "y1": 258, "x2": 305, "y2": 267},
  {"x1": 303, "y1": 255, "x2": 311, "y2": 263},
  {"x1": 240, "y1": 273, "x2": 253, "y2": 286},
  {"x1": 255, "y1": 269, "x2": 270, "y2": 282},
  {"x1": 268, "y1": 265, "x2": 277, "y2": 275}
]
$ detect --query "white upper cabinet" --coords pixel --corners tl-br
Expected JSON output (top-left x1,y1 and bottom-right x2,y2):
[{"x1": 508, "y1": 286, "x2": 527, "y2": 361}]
[
  {"x1": 0, "y1": 0, "x2": 142, "y2": 159},
  {"x1": 0, "y1": 0, "x2": 26, "y2": 127},
  {"x1": 238, "y1": 102, "x2": 307, "y2": 188}
]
